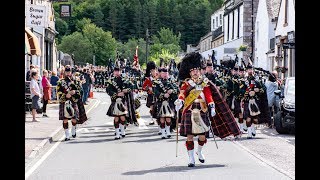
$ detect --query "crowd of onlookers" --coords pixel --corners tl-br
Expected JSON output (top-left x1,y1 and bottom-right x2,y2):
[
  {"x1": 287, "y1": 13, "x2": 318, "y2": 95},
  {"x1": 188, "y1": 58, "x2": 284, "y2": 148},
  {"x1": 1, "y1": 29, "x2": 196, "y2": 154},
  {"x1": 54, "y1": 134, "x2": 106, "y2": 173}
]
[{"x1": 26, "y1": 63, "x2": 100, "y2": 122}]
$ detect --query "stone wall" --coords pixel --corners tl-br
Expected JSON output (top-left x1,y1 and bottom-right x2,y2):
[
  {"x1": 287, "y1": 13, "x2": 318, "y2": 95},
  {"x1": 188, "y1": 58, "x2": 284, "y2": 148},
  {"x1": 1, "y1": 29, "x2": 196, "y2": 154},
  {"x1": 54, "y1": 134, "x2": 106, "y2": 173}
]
[{"x1": 242, "y1": 0, "x2": 259, "y2": 64}]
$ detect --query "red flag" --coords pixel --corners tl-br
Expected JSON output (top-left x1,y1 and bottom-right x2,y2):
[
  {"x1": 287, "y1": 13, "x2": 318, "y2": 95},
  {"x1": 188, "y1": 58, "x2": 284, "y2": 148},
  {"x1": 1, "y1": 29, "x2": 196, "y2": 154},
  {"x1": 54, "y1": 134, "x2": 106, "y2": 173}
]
[{"x1": 133, "y1": 46, "x2": 139, "y2": 66}]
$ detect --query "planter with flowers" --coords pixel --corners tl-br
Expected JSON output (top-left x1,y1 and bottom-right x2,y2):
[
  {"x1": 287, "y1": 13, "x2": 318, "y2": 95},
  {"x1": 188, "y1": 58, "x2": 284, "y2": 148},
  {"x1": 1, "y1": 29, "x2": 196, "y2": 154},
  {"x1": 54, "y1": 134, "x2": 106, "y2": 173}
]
[{"x1": 238, "y1": 45, "x2": 248, "y2": 52}]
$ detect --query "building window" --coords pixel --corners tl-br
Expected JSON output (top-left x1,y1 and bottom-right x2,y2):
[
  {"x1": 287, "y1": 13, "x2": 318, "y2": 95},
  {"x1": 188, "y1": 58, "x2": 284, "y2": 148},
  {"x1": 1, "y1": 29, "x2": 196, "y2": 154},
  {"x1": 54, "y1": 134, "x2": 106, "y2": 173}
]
[
  {"x1": 212, "y1": 19, "x2": 215, "y2": 30},
  {"x1": 232, "y1": 11, "x2": 235, "y2": 40},
  {"x1": 237, "y1": 6, "x2": 240, "y2": 38},
  {"x1": 216, "y1": 16, "x2": 219, "y2": 27},
  {"x1": 220, "y1": 14, "x2": 222, "y2": 25},
  {"x1": 284, "y1": 0, "x2": 288, "y2": 26},
  {"x1": 227, "y1": 14, "x2": 230, "y2": 41},
  {"x1": 256, "y1": 21, "x2": 259, "y2": 42}
]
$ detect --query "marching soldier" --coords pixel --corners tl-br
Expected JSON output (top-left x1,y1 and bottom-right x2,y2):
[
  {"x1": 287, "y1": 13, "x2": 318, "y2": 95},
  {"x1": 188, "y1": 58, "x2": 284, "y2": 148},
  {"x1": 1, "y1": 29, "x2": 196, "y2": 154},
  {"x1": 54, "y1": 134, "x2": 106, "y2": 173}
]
[
  {"x1": 175, "y1": 52, "x2": 241, "y2": 167},
  {"x1": 57, "y1": 65, "x2": 81, "y2": 141},
  {"x1": 243, "y1": 64, "x2": 264, "y2": 139},
  {"x1": 153, "y1": 67, "x2": 179, "y2": 139},
  {"x1": 106, "y1": 66, "x2": 133, "y2": 140}
]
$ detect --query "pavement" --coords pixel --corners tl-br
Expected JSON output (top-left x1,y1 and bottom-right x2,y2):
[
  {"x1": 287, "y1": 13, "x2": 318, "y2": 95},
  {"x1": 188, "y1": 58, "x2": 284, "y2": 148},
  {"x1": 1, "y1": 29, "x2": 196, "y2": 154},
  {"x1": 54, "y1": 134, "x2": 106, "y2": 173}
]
[
  {"x1": 26, "y1": 92, "x2": 294, "y2": 180},
  {"x1": 25, "y1": 98, "x2": 98, "y2": 163}
]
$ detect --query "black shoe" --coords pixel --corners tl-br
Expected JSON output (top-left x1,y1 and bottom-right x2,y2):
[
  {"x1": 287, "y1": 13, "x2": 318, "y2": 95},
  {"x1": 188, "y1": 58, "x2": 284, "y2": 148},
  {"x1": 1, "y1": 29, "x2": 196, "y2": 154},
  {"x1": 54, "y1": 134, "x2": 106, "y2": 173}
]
[
  {"x1": 121, "y1": 135, "x2": 126, "y2": 138},
  {"x1": 42, "y1": 114, "x2": 49, "y2": 117},
  {"x1": 247, "y1": 136, "x2": 253, "y2": 139},
  {"x1": 188, "y1": 163, "x2": 195, "y2": 167},
  {"x1": 252, "y1": 133, "x2": 256, "y2": 137},
  {"x1": 149, "y1": 121, "x2": 155, "y2": 125},
  {"x1": 158, "y1": 132, "x2": 162, "y2": 135},
  {"x1": 243, "y1": 128, "x2": 248, "y2": 132},
  {"x1": 72, "y1": 133, "x2": 76, "y2": 138},
  {"x1": 115, "y1": 137, "x2": 120, "y2": 140},
  {"x1": 161, "y1": 137, "x2": 166, "y2": 139},
  {"x1": 167, "y1": 135, "x2": 171, "y2": 138},
  {"x1": 65, "y1": 138, "x2": 70, "y2": 141},
  {"x1": 199, "y1": 158, "x2": 205, "y2": 163}
]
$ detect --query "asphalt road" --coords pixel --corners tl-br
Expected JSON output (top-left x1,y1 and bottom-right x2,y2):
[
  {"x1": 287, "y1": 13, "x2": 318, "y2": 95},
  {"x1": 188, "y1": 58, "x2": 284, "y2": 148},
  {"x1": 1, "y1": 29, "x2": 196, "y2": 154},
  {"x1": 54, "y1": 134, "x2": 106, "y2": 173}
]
[{"x1": 26, "y1": 92, "x2": 294, "y2": 180}]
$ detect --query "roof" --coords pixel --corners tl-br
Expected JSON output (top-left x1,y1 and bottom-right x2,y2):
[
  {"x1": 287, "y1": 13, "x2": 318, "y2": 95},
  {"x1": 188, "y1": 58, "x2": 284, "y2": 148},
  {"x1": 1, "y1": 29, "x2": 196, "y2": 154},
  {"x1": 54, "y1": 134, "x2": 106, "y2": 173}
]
[{"x1": 266, "y1": 0, "x2": 281, "y2": 20}]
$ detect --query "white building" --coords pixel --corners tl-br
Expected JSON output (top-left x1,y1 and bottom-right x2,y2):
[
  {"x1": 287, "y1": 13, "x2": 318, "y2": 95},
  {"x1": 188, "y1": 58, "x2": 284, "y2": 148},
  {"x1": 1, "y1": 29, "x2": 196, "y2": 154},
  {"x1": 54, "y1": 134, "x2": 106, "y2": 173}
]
[
  {"x1": 25, "y1": 0, "x2": 58, "y2": 78},
  {"x1": 254, "y1": 0, "x2": 281, "y2": 71},
  {"x1": 274, "y1": 0, "x2": 295, "y2": 78}
]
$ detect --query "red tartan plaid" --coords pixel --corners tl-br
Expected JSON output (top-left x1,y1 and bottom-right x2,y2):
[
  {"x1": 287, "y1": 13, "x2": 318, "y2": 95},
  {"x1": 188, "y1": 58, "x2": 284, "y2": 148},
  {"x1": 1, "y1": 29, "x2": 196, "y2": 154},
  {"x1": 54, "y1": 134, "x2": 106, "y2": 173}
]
[{"x1": 209, "y1": 83, "x2": 241, "y2": 138}]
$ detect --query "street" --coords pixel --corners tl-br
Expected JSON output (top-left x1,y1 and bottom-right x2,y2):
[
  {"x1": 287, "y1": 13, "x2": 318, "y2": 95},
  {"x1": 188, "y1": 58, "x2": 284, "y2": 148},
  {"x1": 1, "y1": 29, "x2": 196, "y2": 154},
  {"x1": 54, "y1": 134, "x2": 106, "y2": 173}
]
[{"x1": 25, "y1": 92, "x2": 294, "y2": 180}]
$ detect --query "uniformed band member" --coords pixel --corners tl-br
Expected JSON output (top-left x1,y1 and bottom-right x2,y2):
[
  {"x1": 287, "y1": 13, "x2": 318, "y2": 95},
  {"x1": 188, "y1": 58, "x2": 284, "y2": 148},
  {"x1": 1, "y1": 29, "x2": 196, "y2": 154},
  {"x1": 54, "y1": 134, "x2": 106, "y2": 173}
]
[
  {"x1": 153, "y1": 67, "x2": 179, "y2": 139},
  {"x1": 106, "y1": 66, "x2": 133, "y2": 140},
  {"x1": 57, "y1": 65, "x2": 81, "y2": 141},
  {"x1": 175, "y1": 52, "x2": 241, "y2": 167},
  {"x1": 243, "y1": 64, "x2": 264, "y2": 139},
  {"x1": 142, "y1": 61, "x2": 158, "y2": 126}
]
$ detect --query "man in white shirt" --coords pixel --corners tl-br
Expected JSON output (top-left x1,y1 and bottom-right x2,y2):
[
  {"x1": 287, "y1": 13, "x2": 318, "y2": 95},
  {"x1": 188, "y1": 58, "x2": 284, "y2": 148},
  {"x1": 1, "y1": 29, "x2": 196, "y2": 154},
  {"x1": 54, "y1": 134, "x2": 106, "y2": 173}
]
[{"x1": 30, "y1": 71, "x2": 42, "y2": 122}]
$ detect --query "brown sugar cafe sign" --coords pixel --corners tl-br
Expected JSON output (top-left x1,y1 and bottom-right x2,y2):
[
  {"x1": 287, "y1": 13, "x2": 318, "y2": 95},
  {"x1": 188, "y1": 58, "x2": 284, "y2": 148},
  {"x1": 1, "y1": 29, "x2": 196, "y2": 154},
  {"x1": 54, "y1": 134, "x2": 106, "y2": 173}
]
[{"x1": 25, "y1": 5, "x2": 47, "y2": 28}]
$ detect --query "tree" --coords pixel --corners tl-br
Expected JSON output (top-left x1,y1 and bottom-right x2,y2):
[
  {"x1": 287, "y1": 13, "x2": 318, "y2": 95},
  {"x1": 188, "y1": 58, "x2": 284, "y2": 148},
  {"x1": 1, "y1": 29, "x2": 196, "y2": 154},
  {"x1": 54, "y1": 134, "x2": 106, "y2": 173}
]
[
  {"x1": 58, "y1": 32, "x2": 94, "y2": 64},
  {"x1": 55, "y1": 17, "x2": 69, "y2": 41},
  {"x1": 117, "y1": 38, "x2": 147, "y2": 66},
  {"x1": 75, "y1": 18, "x2": 92, "y2": 32},
  {"x1": 82, "y1": 23, "x2": 117, "y2": 65}
]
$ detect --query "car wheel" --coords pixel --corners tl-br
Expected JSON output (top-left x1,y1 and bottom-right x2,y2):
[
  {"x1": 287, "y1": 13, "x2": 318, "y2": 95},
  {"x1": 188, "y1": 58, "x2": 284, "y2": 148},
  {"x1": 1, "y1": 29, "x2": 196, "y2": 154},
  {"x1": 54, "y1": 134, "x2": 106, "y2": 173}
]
[{"x1": 274, "y1": 111, "x2": 289, "y2": 134}]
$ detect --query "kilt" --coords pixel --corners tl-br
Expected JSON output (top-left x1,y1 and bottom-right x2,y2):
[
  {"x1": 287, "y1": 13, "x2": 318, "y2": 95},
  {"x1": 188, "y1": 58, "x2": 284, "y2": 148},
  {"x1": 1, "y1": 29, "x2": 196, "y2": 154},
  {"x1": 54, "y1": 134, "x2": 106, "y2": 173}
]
[
  {"x1": 146, "y1": 94, "x2": 154, "y2": 108},
  {"x1": 233, "y1": 98, "x2": 242, "y2": 117},
  {"x1": 257, "y1": 92, "x2": 272, "y2": 124},
  {"x1": 59, "y1": 101, "x2": 79, "y2": 120},
  {"x1": 156, "y1": 100, "x2": 175, "y2": 118},
  {"x1": 106, "y1": 98, "x2": 127, "y2": 117},
  {"x1": 77, "y1": 100, "x2": 88, "y2": 124},
  {"x1": 243, "y1": 101, "x2": 259, "y2": 120},
  {"x1": 179, "y1": 102, "x2": 210, "y2": 137}
]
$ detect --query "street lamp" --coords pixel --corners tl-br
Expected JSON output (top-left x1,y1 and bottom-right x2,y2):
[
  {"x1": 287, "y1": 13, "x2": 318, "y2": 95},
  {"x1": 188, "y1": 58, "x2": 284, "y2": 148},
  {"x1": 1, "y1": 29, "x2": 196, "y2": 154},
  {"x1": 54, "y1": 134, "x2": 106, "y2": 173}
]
[{"x1": 145, "y1": 28, "x2": 149, "y2": 66}]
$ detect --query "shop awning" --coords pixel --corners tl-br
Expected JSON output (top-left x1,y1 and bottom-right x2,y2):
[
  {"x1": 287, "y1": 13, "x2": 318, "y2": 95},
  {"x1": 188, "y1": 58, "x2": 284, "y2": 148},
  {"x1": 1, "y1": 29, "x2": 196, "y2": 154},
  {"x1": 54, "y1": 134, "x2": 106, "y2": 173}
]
[
  {"x1": 25, "y1": 27, "x2": 41, "y2": 56},
  {"x1": 25, "y1": 33, "x2": 31, "y2": 55}
]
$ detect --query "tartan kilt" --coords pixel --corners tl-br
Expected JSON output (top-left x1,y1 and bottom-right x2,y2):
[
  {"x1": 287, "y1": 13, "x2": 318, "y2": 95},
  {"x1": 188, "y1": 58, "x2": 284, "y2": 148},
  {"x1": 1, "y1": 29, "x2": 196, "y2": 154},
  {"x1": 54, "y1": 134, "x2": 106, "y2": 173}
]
[
  {"x1": 257, "y1": 93, "x2": 272, "y2": 124},
  {"x1": 106, "y1": 100, "x2": 127, "y2": 117},
  {"x1": 59, "y1": 101, "x2": 79, "y2": 120},
  {"x1": 233, "y1": 98, "x2": 242, "y2": 117},
  {"x1": 209, "y1": 83, "x2": 241, "y2": 138},
  {"x1": 77, "y1": 100, "x2": 88, "y2": 124},
  {"x1": 179, "y1": 103, "x2": 210, "y2": 137},
  {"x1": 146, "y1": 94, "x2": 154, "y2": 108},
  {"x1": 156, "y1": 100, "x2": 175, "y2": 118},
  {"x1": 243, "y1": 100, "x2": 261, "y2": 121}
]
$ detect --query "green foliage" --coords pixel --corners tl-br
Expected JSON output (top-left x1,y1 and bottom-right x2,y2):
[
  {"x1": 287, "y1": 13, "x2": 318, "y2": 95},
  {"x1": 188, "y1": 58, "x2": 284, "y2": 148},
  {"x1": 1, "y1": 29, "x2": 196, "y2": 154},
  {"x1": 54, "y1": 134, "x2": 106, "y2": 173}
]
[
  {"x1": 149, "y1": 49, "x2": 179, "y2": 66},
  {"x1": 57, "y1": 32, "x2": 94, "y2": 64},
  {"x1": 117, "y1": 38, "x2": 147, "y2": 66}
]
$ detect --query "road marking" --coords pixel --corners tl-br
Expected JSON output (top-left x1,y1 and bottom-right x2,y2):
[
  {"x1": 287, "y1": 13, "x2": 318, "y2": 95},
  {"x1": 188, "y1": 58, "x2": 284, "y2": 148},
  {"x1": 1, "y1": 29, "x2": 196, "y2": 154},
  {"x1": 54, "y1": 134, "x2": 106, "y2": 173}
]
[
  {"x1": 137, "y1": 118, "x2": 149, "y2": 129},
  {"x1": 232, "y1": 141, "x2": 294, "y2": 179},
  {"x1": 270, "y1": 133, "x2": 275, "y2": 135},
  {"x1": 25, "y1": 135, "x2": 65, "y2": 179},
  {"x1": 26, "y1": 99, "x2": 100, "y2": 179},
  {"x1": 100, "y1": 102, "x2": 108, "y2": 104}
]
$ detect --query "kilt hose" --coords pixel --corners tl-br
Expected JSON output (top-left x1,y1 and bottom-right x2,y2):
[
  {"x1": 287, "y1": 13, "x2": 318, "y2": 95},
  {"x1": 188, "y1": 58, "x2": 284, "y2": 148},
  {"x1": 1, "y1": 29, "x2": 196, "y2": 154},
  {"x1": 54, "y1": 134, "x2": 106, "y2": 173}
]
[
  {"x1": 179, "y1": 103, "x2": 210, "y2": 137},
  {"x1": 209, "y1": 83, "x2": 241, "y2": 139},
  {"x1": 59, "y1": 101, "x2": 79, "y2": 120},
  {"x1": 77, "y1": 100, "x2": 88, "y2": 124}
]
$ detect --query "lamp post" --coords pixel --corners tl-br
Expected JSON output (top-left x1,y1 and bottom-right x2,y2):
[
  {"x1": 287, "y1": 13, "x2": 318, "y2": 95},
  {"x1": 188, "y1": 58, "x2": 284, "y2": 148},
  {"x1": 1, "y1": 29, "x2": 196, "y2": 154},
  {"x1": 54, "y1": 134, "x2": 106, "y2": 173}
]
[{"x1": 145, "y1": 28, "x2": 149, "y2": 66}]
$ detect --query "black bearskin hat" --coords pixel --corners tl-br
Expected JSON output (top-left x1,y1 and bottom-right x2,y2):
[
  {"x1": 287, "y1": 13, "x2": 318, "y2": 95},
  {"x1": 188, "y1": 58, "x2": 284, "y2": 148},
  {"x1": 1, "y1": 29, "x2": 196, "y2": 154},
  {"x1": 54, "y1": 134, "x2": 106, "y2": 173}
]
[
  {"x1": 146, "y1": 61, "x2": 156, "y2": 76},
  {"x1": 178, "y1": 52, "x2": 203, "y2": 80}
]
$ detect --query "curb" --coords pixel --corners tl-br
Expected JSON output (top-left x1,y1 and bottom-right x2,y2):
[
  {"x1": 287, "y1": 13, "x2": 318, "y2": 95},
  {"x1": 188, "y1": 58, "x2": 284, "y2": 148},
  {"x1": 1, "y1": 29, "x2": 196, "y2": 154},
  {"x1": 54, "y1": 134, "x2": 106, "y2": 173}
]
[{"x1": 26, "y1": 99, "x2": 98, "y2": 161}]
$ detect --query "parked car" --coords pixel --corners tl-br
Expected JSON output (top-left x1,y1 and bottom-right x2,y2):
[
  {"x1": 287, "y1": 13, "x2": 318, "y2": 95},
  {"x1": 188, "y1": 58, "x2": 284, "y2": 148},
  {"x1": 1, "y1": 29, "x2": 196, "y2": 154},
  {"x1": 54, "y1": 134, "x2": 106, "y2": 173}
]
[{"x1": 274, "y1": 77, "x2": 295, "y2": 134}]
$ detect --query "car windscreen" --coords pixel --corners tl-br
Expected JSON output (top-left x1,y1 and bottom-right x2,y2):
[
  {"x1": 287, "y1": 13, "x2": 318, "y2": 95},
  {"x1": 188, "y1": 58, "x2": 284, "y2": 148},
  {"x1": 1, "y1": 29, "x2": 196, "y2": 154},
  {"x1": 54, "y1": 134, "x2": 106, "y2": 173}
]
[{"x1": 285, "y1": 79, "x2": 295, "y2": 97}]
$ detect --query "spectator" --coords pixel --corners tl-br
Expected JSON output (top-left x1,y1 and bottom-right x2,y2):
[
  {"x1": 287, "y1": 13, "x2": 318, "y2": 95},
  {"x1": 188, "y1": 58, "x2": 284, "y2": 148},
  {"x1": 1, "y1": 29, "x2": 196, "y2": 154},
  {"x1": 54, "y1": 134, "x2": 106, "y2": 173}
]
[
  {"x1": 30, "y1": 71, "x2": 42, "y2": 122},
  {"x1": 81, "y1": 68, "x2": 90, "y2": 105},
  {"x1": 50, "y1": 71, "x2": 59, "y2": 100},
  {"x1": 26, "y1": 65, "x2": 35, "y2": 81},
  {"x1": 42, "y1": 70, "x2": 52, "y2": 117},
  {"x1": 265, "y1": 72, "x2": 279, "y2": 127}
]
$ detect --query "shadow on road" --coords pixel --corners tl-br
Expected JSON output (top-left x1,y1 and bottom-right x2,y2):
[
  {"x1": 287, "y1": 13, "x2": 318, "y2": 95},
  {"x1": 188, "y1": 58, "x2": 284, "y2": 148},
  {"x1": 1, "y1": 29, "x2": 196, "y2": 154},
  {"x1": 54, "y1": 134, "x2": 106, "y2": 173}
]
[{"x1": 122, "y1": 164, "x2": 226, "y2": 175}]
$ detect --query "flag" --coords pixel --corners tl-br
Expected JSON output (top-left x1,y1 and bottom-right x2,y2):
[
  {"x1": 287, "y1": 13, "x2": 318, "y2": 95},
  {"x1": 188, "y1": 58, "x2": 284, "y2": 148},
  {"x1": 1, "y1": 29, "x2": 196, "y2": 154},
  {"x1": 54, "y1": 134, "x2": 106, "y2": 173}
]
[{"x1": 133, "y1": 46, "x2": 139, "y2": 66}]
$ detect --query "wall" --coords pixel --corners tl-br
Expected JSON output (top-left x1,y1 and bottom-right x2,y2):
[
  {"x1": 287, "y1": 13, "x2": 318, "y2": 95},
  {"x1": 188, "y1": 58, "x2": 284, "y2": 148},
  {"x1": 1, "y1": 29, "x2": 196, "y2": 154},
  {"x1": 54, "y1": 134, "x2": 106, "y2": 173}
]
[
  {"x1": 254, "y1": 0, "x2": 271, "y2": 70},
  {"x1": 275, "y1": 0, "x2": 295, "y2": 37}
]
